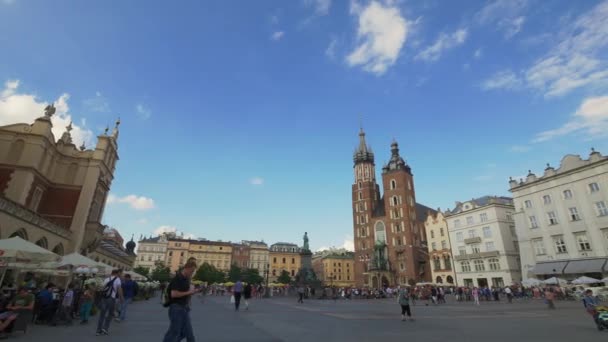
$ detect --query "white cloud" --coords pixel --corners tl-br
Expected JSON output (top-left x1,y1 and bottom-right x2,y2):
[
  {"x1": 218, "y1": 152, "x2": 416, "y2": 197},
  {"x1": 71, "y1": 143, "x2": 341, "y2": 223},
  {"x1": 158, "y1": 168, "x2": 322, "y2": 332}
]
[
  {"x1": 271, "y1": 31, "x2": 285, "y2": 41},
  {"x1": 107, "y1": 194, "x2": 156, "y2": 210},
  {"x1": 136, "y1": 103, "x2": 151, "y2": 120},
  {"x1": 0, "y1": 79, "x2": 94, "y2": 147},
  {"x1": 534, "y1": 95, "x2": 608, "y2": 142},
  {"x1": 83, "y1": 91, "x2": 110, "y2": 113},
  {"x1": 483, "y1": 1, "x2": 608, "y2": 97},
  {"x1": 341, "y1": 235, "x2": 354, "y2": 251},
  {"x1": 325, "y1": 37, "x2": 338, "y2": 59},
  {"x1": 475, "y1": 0, "x2": 528, "y2": 39},
  {"x1": 250, "y1": 177, "x2": 264, "y2": 186},
  {"x1": 346, "y1": 1, "x2": 408, "y2": 75},
  {"x1": 481, "y1": 70, "x2": 522, "y2": 90},
  {"x1": 154, "y1": 225, "x2": 177, "y2": 235},
  {"x1": 414, "y1": 28, "x2": 468, "y2": 62},
  {"x1": 474, "y1": 48, "x2": 483, "y2": 59},
  {"x1": 305, "y1": 0, "x2": 331, "y2": 16}
]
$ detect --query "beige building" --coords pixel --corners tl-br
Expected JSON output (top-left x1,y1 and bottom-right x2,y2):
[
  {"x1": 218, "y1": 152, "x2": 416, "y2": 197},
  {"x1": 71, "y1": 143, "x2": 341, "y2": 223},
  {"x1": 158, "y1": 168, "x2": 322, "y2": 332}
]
[
  {"x1": 269, "y1": 242, "x2": 301, "y2": 282},
  {"x1": 424, "y1": 211, "x2": 456, "y2": 285},
  {"x1": 89, "y1": 228, "x2": 136, "y2": 271},
  {"x1": 134, "y1": 234, "x2": 169, "y2": 271},
  {"x1": 243, "y1": 240, "x2": 269, "y2": 275},
  {"x1": 0, "y1": 105, "x2": 133, "y2": 268},
  {"x1": 312, "y1": 250, "x2": 355, "y2": 287},
  {"x1": 166, "y1": 239, "x2": 191, "y2": 272},
  {"x1": 188, "y1": 240, "x2": 232, "y2": 272}
]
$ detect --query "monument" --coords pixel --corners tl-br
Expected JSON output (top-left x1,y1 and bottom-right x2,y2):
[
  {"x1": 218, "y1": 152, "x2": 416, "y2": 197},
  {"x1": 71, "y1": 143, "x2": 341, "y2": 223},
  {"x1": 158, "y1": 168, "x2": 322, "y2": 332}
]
[{"x1": 295, "y1": 232, "x2": 319, "y2": 286}]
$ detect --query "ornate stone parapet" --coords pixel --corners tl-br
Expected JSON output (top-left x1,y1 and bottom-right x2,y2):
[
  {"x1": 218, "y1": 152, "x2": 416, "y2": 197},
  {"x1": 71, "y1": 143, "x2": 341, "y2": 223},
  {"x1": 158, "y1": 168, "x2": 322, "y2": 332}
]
[{"x1": 0, "y1": 196, "x2": 72, "y2": 239}]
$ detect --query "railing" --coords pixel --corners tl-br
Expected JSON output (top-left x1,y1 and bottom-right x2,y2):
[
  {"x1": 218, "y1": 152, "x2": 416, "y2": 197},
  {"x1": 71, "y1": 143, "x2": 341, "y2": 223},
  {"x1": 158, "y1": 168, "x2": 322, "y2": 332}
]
[
  {"x1": 454, "y1": 250, "x2": 500, "y2": 261},
  {"x1": 0, "y1": 196, "x2": 71, "y2": 238},
  {"x1": 464, "y1": 237, "x2": 482, "y2": 244}
]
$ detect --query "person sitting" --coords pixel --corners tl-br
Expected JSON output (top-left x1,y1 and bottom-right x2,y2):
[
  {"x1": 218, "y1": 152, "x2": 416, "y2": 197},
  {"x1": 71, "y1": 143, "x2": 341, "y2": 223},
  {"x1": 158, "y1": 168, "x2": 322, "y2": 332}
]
[
  {"x1": 0, "y1": 311, "x2": 18, "y2": 339},
  {"x1": 7, "y1": 287, "x2": 35, "y2": 312}
]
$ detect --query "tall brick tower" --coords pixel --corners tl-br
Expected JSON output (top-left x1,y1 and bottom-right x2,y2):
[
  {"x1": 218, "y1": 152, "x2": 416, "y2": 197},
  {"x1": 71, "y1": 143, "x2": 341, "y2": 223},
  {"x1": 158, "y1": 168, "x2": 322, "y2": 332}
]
[{"x1": 352, "y1": 131, "x2": 432, "y2": 288}]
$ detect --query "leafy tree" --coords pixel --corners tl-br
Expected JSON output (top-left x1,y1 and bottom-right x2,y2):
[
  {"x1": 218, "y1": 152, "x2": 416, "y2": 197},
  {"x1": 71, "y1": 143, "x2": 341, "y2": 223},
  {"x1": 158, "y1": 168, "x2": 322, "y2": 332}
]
[
  {"x1": 150, "y1": 263, "x2": 171, "y2": 283},
  {"x1": 133, "y1": 266, "x2": 150, "y2": 278},
  {"x1": 194, "y1": 262, "x2": 225, "y2": 284},
  {"x1": 277, "y1": 270, "x2": 292, "y2": 284},
  {"x1": 242, "y1": 268, "x2": 264, "y2": 284},
  {"x1": 228, "y1": 264, "x2": 242, "y2": 282}
]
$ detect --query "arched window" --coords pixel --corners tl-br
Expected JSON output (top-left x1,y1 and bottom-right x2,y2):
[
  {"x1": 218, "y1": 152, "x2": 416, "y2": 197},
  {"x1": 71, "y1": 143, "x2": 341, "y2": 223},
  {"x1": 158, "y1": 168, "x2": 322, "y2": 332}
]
[
  {"x1": 35, "y1": 237, "x2": 48, "y2": 249},
  {"x1": 374, "y1": 221, "x2": 386, "y2": 243},
  {"x1": 447, "y1": 275, "x2": 454, "y2": 284},
  {"x1": 52, "y1": 244, "x2": 63, "y2": 255},
  {"x1": 358, "y1": 192, "x2": 362, "y2": 200},
  {"x1": 390, "y1": 180, "x2": 396, "y2": 190},
  {"x1": 392, "y1": 196, "x2": 398, "y2": 206},
  {"x1": 9, "y1": 228, "x2": 28, "y2": 241},
  {"x1": 474, "y1": 259, "x2": 485, "y2": 271},
  {"x1": 461, "y1": 261, "x2": 471, "y2": 272},
  {"x1": 358, "y1": 182, "x2": 362, "y2": 189},
  {"x1": 436, "y1": 276, "x2": 443, "y2": 284}
]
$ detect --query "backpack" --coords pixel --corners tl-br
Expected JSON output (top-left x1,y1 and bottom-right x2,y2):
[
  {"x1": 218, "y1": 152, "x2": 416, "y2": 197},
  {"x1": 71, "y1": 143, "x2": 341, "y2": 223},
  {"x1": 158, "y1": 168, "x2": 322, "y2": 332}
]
[
  {"x1": 102, "y1": 277, "x2": 117, "y2": 299},
  {"x1": 162, "y1": 282, "x2": 172, "y2": 308}
]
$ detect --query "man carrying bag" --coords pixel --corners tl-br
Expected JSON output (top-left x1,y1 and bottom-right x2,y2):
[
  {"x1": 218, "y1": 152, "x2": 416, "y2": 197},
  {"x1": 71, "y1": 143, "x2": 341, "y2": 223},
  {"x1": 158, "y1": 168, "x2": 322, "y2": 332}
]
[{"x1": 163, "y1": 260, "x2": 201, "y2": 342}]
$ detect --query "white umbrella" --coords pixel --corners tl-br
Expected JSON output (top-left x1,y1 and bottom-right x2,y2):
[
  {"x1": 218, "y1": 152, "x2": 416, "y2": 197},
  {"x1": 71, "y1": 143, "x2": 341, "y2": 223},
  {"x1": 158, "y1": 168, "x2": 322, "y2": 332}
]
[
  {"x1": 521, "y1": 278, "x2": 541, "y2": 286},
  {"x1": 541, "y1": 277, "x2": 568, "y2": 285},
  {"x1": 0, "y1": 236, "x2": 61, "y2": 284},
  {"x1": 572, "y1": 276, "x2": 601, "y2": 285},
  {"x1": 602, "y1": 278, "x2": 608, "y2": 283}
]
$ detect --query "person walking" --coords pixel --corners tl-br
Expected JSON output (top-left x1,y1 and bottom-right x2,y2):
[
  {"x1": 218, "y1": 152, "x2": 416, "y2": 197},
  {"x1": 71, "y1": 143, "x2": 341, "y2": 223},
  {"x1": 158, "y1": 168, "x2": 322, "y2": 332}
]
[
  {"x1": 233, "y1": 280, "x2": 243, "y2": 311},
  {"x1": 583, "y1": 289, "x2": 600, "y2": 327},
  {"x1": 545, "y1": 288, "x2": 556, "y2": 310},
  {"x1": 163, "y1": 260, "x2": 200, "y2": 342},
  {"x1": 96, "y1": 269, "x2": 123, "y2": 336},
  {"x1": 243, "y1": 283, "x2": 252, "y2": 310},
  {"x1": 80, "y1": 284, "x2": 94, "y2": 324},
  {"x1": 505, "y1": 286, "x2": 513, "y2": 304},
  {"x1": 472, "y1": 287, "x2": 480, "y2": 306},
  {"x1": 398, "y1": 288, "x2": 414, "y2": 322},
  {"x1": 116, "y1": 274, "x2": 138, "y2": 322},
  {"x1": 297, "y1": 285, "x2": 305, "y2": 304}
]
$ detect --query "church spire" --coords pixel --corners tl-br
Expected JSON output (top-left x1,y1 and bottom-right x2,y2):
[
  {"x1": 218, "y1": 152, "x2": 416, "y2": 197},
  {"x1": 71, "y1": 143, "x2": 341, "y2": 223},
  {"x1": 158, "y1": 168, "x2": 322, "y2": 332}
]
[{"x1": 353, "y1": 127, "x2": 375, "y2": 165}]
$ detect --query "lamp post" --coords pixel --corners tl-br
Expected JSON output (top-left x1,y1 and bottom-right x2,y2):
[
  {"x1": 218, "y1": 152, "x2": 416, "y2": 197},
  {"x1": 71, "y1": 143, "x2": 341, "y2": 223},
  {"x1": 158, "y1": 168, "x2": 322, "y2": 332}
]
[{"x1": 264, "y1": 263, "x2": 270, "y2": 298}]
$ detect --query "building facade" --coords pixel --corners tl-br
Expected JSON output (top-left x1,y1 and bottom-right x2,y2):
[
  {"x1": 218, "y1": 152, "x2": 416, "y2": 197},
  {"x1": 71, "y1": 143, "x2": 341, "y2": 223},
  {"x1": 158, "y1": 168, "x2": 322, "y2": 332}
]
[
  {"x1": 243, "y1": 240, "x2": 269, "y2": 275},
  {"x1": 231, "y1": 243, "x2": 250, "y2": 268},
  {"x1": 312, "y1": 250, "x2": 355, "y2": 287},
  {"x1": 445, "y1": 196, "x2": 520, "y2": 288},
  {"x1": 134, "y1": 234, "x2": 169, "y2": 271},
  {"x1": 269, "y1": 242, "x2": 301, "y2": 282},
  {"x1": 351, "y1": 129, "x2": 432, "y2": 288},
  {"x1": 187, "y1": 240, "x2": 232, "y2": 272},
  {"x1": 509, "y1": 150, "x2": 608, "y2": 280},
  {"x1": 0, "y1": 105, "x2": 132, "y2": 265},
  {"x1": 424, "y1": 211, "x2": 456, "y2": 285},
  {"x1": 89, "y1": 228, "x2": 136, "y2": 271}
]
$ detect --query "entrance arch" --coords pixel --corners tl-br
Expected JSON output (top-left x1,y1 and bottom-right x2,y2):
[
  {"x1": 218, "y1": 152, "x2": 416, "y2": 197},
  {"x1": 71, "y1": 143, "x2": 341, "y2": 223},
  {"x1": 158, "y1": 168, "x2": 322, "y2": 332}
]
[
  {"x1": 371, "y1": 276, "x2": 379, "y2": 288},
  {"x1": 436, "y1": 276, "x2": 443, "y2": 284},
  {"x1": 447, "y1": 275, "x2": 454, "y2": 284},
  {"x1": 52, "y1": 243, "x2": 64, "y2": 256},
  {"x1": 9, "y1": 228, "x2": 28, "y2": 241},
  {"x1": 35, "y1": 237, "x2": 48, "y2": 249}
]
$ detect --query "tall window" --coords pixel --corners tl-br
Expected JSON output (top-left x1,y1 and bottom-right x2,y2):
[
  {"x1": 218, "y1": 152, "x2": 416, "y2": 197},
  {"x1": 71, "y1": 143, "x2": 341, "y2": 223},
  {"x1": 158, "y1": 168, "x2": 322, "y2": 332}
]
[
  {"x1": 430, "y1": 230, "x2": 435, "y2": 239},
  {"x1": 576, "y1": 233, "x2": 592, "y2": 251},
  {"x1": 543, "y1": 195, "x2": 552, "y2": 205},
  {"x1": 458, "y1": 246, "x2": 466, "y2": 255},
  {"x1": 440, "y1": 228, "x2": 444, "y2": 237},
  {"x1": 474, "y1": 260, "x2": 485, "y2": 271},
  {"x1": 488, "y1": 258, "x2": 500, "y2": 271},
  {"x1": 392, "y1": 196, "x2": 399, "y2": 206},
  {"x1": 456, "y1": 232, "x2": 463, "y2": 242},
  {"x1": 468, "y1": 229, "x2": 476, "y2": 238},
  {"x1": 358, "y1": 192, "x2": 362, "y2": 200},
  {"x1": 524, "y1": 200, "x2": 532, "y2": 208},
  {"x1": 461, "y1": 261, "x2": 471, "y2": 272},
  {"x1": 596, "y1": 201, "x2": 608, "y2": 217},
  {"x1": 466, "y1": 216, "x2": 474, "y2": 225},
  {"x1": 28, "y1": 186, "x2": 44, "y2": 211},
  {"x1": 553, "y1": 236, "x2": 567, "y2": 253},
  {"x1": 431, "y1": 242, "x2": 437, "y2": 251},
  {"x1": 390, "y1": 179, "x2": 396, "y2": 189},
  {"x1": 547, "y1": 211, "x2": 559, "y2": 225},
  {"x1": 568, "y1": 207, "x2": 580, "y2": 221},
  {"x1": 471, "y1": 244, "x2": 481, "y2": 254},
  {"x1": 454, "y1": 219, "x2": 461, "y2": 228},
  {"x1": 433, "y1": 258, "x2": 441, "y2": 271},
  {"x1": 563, "y1": 189, "x2": 573, "y2": 199},
  {"x1": 374, "y1": 221, "x2": 387, "y2": 244},
  {"x1": 483, "y1": 226, "x2": 492, "y2": 238},
  {"x1": 444, "y1": 256, "x2": 452, "y2": 270},
  {"x1": 441, "y1": 240, "x2": 447, "y2": 249},
  {"x1": 532, "y1": 239, "x2": 546, "y2": 255},
  {"x1": 589, "y1": 182, "x2": 600, "y2": 193},
  {"x1": 480, "y1": 213, "x2": 488, "y2": 222},
  {"x1": 358, "y1": 182, "x2": 362, "y2": 189},
  {"x1": 485, "y1": 241, "x2": 495, "y2": 251},
  {"x1": 529, "y1": 216, "x2": 539, "y2": 228}
]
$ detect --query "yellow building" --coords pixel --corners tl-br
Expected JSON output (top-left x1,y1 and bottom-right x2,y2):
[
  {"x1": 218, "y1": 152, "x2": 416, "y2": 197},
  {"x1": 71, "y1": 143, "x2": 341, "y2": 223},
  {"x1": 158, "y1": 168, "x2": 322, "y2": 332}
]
[
  {"x1": 424, "y1": 211, "x2": 456, "y2": 285},
  {"x1": 188, "y1": 240, "x2": 232, "y2": 272},
  {"x1": 269, "y1": 243, "x2": 301, "y2": 282},
  {"x1": 166, "y1": 239, "x2": 191, "y2": 272},
  {"x1": 313, "y1": 251, "x2": 355, "y2": 287}
]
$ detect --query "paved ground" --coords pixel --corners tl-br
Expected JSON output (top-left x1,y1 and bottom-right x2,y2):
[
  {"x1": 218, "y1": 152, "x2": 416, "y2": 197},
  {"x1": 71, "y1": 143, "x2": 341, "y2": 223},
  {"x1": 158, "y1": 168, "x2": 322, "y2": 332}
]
[{"x1": 10, "y1": 295, "x2": 605, "y2": 341}]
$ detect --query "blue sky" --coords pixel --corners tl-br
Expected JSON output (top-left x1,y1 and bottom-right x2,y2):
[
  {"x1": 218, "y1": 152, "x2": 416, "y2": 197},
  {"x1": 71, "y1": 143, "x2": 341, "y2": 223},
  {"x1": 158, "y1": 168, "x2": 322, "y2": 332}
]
[{"x1": 1, "y1": 0, "x2": 608, "y2": 251}]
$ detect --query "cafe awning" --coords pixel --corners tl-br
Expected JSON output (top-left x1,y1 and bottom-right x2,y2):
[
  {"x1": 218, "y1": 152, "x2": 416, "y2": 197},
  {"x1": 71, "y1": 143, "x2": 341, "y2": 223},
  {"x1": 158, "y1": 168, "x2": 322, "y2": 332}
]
[
  {"x1": 563, "y1": 258, "x2": 607, "y2": 274},
  {"x1": 532, "y1": 261, "x2": 568, "y2": 275}
]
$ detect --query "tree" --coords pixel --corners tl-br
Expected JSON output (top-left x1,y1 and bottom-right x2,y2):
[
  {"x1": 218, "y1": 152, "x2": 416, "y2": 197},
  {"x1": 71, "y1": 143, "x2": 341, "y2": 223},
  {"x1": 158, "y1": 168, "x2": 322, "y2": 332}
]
[
  {"x1": 150, "y1": 263, "x2": 171, "y2": 283},
  {"x1": 228, "y1": 264, "x2": 242, "y2": 282},
  {"x1": 277, "y1": 270, "x2": 292, "y2": 284},
  {"x1": 133, "y1": 266, "x2": 150, "y2": 278},
  {"x1": 194, "y1": 262, "x2": 225, "y2": 284},
  {"x1": 242, "y1": 268, "x2": 264, "y2": 284}
]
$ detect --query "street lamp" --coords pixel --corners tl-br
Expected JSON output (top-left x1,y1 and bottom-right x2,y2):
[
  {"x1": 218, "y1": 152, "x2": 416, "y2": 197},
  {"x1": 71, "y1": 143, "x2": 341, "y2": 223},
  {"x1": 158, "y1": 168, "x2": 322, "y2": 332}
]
[{"x1": 264, "y1": 263, "x2": 271, "y2": 298}]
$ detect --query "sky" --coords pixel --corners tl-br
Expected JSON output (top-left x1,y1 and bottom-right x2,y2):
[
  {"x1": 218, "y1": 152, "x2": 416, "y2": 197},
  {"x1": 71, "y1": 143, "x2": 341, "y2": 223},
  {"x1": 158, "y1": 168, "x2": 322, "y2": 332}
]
[{"x1": 1, "y1": 0, "x2": 608, "y2": 252}]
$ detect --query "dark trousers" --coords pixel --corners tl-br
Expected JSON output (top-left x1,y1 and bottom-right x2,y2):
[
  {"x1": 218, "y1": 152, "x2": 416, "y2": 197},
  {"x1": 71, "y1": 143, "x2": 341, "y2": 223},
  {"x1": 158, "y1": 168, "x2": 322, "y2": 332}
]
[
  {"x1": 400, "y1": 305, "x2": 411, "y2": 317},
  {"x1": 96, "y1": 298, "x2": 115, "y2": 333},
  {"x1": 234, "y1": 292, "x2": 242, "y2": 311},
  {"x1": 163, "y1": 304, "x2": 194, "y2": 342},
  {"x1": 298, "y1": 293, "x2": 304, "y2": 303}
]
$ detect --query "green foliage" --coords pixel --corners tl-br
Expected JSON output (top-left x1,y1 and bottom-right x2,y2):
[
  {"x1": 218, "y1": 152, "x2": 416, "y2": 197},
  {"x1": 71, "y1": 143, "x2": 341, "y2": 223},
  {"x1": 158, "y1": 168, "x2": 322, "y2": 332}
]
[
  {"x1": 228, "y1": 264, "x2": 242, "y2": 282},
  {"x1": 150, "y1": 263, "x2": 171, "y2": 283},
  {"x1": 194, "y1": 262, "x2": 225, "y2": 284},
  {"x1": 133, "y1": 266, "x2": 150, "y2": 278},
  {"x1": 277, "y1": 270, "x2": 292, "y2": 284},
  {"x1": 242, "y1": 268, "x2": 264, "y2": 284}
]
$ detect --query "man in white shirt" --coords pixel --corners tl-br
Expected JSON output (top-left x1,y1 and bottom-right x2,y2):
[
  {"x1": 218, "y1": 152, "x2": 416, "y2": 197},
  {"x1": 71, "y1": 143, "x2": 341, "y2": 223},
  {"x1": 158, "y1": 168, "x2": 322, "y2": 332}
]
[
  {"x1": 504, "y1": 286, "x2": 513, "y2": 304},
  {"x1": 96, "y1": 269, "x2": 123, "y2": 336}
]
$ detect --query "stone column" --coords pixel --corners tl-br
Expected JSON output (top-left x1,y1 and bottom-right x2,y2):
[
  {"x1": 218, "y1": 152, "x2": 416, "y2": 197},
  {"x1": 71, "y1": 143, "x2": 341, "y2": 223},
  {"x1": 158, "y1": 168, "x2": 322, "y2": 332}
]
[{"x1": 68, "y1": 167, "x2": 100, "y2": 253}]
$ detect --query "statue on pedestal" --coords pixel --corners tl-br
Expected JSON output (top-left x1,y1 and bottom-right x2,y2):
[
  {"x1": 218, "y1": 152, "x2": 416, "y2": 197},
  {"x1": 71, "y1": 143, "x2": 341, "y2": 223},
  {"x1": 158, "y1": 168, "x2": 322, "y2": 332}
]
[{"x1": 303, "y1": 232, "x2": 309, "y2": 252}]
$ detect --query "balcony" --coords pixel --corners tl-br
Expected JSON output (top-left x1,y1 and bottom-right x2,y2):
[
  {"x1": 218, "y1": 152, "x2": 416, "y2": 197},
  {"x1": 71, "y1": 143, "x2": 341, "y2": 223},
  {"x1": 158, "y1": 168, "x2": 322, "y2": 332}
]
[
  {"x1": 464, "y1": 237, "x2": 482, "y2": 244},
  {"x1": 454, "y1": 250, "x2": 500, "y2": 261}
]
